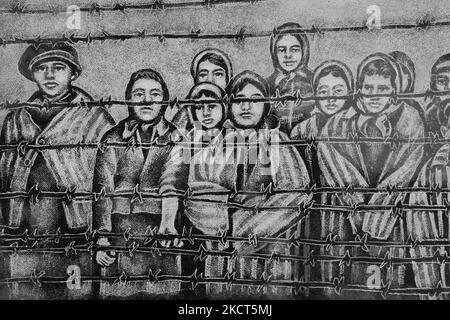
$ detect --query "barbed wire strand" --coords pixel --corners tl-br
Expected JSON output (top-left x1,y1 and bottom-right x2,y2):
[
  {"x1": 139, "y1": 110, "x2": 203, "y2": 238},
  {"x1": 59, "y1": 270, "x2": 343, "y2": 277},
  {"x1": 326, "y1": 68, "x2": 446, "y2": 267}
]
[
  {"x1": 1, "y1": 87, "x2": 449, "y2": 111},
  {"x1": 0, "y1": 0, "x2": 263, "y2": 15},
  {"x1": 2, "y1": 212, "x2": 450, "y2": 248},
  {"x1": 1, "y1": 135, "x2": 450, "y2": 152},
  {"x1": 0, "y1": 15, "x2": 448, "y2": 46},
  {"x1": 2, "y1": 271, "x2": 445, "y2": 299},
  {"x1": 0, "y1": 262, "x2": 448, "y2": 299}
]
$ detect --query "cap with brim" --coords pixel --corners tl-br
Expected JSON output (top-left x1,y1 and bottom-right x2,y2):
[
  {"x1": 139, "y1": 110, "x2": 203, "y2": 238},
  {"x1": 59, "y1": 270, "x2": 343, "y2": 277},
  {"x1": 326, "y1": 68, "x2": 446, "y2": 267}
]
[{"x1": 18, "y1": 43, "x2": 82, "y2": 81}]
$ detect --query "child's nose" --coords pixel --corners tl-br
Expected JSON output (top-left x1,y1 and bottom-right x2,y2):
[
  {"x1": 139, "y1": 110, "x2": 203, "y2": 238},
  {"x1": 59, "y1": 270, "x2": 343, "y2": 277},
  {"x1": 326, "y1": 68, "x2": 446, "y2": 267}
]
[
  {"x1": 202, "y1": 106, "x2": 211, "y2": 116},
  {"x1": 144, "y1": 94, "x2": 153, "y2": 103},
  {"x1": 241, "y1": 101, "x2": 251, "y2": 111},
  {"x1": 45, "y1": 68, "x2": 55, "y2": 79}
]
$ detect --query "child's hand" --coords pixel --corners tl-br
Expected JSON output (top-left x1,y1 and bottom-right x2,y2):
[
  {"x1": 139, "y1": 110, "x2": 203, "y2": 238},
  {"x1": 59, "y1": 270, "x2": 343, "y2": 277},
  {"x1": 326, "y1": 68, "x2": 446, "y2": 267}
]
[
  {"x1": 96, "y1": 250, "x2": 116, "y2": 267},
  {"x1": 158, "y1": 224, "x2": 184, "y2": 248},
  {"x1": 165, "y1": 101, "x2": 182, "y2": 123}
]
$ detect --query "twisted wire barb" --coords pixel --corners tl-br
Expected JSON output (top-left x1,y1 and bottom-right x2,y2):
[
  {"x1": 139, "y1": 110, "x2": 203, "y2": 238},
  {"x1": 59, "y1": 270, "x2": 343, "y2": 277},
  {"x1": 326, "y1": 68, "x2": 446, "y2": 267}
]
[
  {"x1": 0, "y1": 0, "x2": 263, "y2": 15},
  {"x1": 1, "y1": 89, "x2": 448, "y2": 111},
  {"x1": 0, "y1": 268, "x2": 447, "y2": 299},
  {"x1": 0, "y1": 17, "x2": 449, "y2": 46}
]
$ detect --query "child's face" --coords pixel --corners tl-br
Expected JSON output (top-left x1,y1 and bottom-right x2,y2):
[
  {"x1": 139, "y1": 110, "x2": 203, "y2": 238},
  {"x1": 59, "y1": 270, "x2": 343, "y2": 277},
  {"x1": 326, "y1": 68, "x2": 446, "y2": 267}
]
[
  {"x1": 32, "y1": 61, "x2": 74, "y2": 98},
  {"x1": 193, "y1": 94, "x2": 224, "y2": 129},
  {"x1": 131, "y1": 78, "x2": 164, "y2": 122},
  {"x1": 231, "y1": 84, "x2": 265, "y2": 128},
  {"x1": 276, "y1": 34, "x2": 302, "y2": 72},
  {"x1": 432, "y1": 70, "x2": 450, "y2": 100},
  {"x1": 316, "y1": 73, "x2": 348, "y2": 116},
  {"x1": 197, "y1": 60, "x2": 227, "y2": 89},
  {"x1": 360, "y1": 74, "x2": 394, "y2": 113}
]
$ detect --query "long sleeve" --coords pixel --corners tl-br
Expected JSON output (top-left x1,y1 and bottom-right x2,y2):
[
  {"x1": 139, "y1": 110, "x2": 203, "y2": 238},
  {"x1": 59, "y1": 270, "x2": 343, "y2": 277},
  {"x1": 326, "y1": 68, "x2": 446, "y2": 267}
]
[
  {"x1": 363, "y1": 107, "x2": 425, "y2": 240},
  {"x1": 405, "y1": 146, "x2": 449, "y2": 290},
  {"x1": 159, "y1": 134, "x2": 190, "y2": 197},
  {"x1": 232, "y1": 131, "x2": 311, "y2": 254},
  {"x1": 317, "y1": 118, "x2": 369, "y2": 225},
  {"x1": 92, "y1": 138, "x2": 117, "y2": 233}
]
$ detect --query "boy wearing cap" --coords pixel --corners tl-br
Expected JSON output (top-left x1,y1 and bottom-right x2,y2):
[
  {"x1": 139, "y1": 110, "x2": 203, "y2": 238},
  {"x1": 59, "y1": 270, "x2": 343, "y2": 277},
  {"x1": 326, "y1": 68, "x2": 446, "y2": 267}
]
[{"x1": 0, "y1": 42, "x2": 115, "y2": 299}]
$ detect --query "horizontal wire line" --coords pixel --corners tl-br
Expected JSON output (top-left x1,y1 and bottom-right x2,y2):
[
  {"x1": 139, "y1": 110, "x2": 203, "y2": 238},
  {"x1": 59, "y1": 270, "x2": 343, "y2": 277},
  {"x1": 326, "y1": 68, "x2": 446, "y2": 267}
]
[
  {"x1": 0, "y1": 243, "x2": 448, "y2": 265},
  {"x1": 0, "y1": 137, "x2": 449, "y2": 150},
  {"x1": 0, "y1": 273, "x2": 446, "y2": 299},
  {"x1": 0, "y1": 0, "x2": 263, "y2": 15},
  {"x1": 1, "y1": 224, "x2": 450, "y2": 248},
  {"x1": 2, "y1": 90, "x2": 449, "y2": 111},
  {"x1": 0, "y1": 190, "x2": 447, "y2": 212},
  {"x1": 0, "y1": 19, "x2": 449, "y2": 46}
]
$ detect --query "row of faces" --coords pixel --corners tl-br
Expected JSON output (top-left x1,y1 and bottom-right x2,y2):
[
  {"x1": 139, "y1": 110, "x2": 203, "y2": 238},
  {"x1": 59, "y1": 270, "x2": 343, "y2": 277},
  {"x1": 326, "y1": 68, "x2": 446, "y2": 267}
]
[
  {"x1": 31, "y1": 58, "x2": 450, "y2": 127},
  {"x1": 31, "y1": 34, "x2": 305, "y2": 97},
  {"x1": 31, "y1": 60, "x2": 410, "y2": 119},
  {"x1": 30, "y1": 30, "x2": 450, "y2": 99},
  {"x1": 124, "y1": 74, "x2": 403, "y2": 127},
  {"x1": 31, "y1": 61, "x2": 264, "y2": 128}
]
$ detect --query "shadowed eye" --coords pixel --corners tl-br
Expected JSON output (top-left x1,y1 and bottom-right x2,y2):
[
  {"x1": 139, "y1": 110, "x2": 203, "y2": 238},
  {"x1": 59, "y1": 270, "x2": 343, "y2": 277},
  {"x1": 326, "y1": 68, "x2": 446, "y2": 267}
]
[
  {"x1": 133, "y1": 92, "x2": 144, "y2": 99},
  {"x1": 34, "y1": 65, "x2": 46, "y2": 72},
  {"x1": 437, "y1": 77, "x2": 449, "y2": 86}
]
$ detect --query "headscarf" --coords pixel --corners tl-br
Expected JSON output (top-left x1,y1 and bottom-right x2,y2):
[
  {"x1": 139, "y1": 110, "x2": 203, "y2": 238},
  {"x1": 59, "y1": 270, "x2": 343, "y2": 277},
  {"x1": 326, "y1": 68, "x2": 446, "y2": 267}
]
[
  {"x1": 313, "y1": 60, "x2": 354, "y2": 102},
  {"x1": 269, "y1": 22, "x2": 311, "y2": 88},
  {"x1": 186, "y1": 82, "x2": 227, "y2": 129},
  {"x1": 355, "y1": 52, "x2": 403, "y2": 137},
  {"x1": 430, "y1": 53, "x2": 450, "y2": 91},
  {"x1": 388, "y1": 51, "x2": 416, "y2": 93},
  {"x1": 124, "y1": 68, "x2": 170, "y2": 135},
  {"x1": 190, "y1": 48, "x2": 233, "y2": 85},
  {"x1": 309, "y1": 60, "x2": 354, "y2": 132},
  {"x1": 226, "y1": 70, "x2": 273, "y2": 130}
]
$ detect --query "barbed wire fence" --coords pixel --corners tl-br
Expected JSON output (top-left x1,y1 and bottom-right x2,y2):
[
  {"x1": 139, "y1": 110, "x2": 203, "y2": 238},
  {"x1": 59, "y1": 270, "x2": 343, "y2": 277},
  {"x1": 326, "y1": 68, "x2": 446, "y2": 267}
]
[
  {"x1": 1, "y1": 0, "x2": 450, "y2": 300},
  {"x1": 0, "y1": 0, "x2": 265, "y2": 15}
]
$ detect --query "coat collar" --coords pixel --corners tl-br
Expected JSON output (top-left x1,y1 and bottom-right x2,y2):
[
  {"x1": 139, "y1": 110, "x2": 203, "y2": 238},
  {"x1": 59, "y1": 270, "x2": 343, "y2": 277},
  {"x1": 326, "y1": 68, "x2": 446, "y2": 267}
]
[
  {"x1": 430, "y1": 144, "x2": 450, "y2": 168},
  {"x1": 121, "y1": 117, "x2": 172, "y2": 140},
  {"x1": 27, "y1": 86, "x2": 92, "y2": 104},
  {"x1": 341, "y1": 103, "x2": 401, "y2": 120}
]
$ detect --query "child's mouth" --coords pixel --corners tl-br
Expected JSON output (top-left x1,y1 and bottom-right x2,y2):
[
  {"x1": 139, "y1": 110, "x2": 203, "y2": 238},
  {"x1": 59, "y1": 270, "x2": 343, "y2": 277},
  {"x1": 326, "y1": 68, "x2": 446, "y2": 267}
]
[{"x1": 44, "y1": 82, "x2": 58, "y2": 89}]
